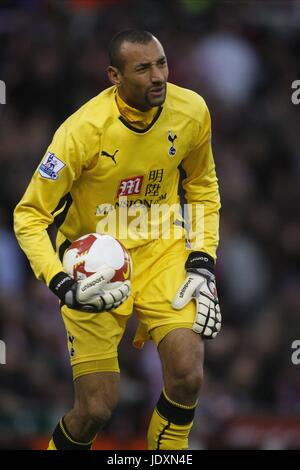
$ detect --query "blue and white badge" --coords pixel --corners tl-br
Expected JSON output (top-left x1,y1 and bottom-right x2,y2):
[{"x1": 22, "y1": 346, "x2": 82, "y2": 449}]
[{"x1": 39, "y1": 152, "x2": 65, "y2": 180}]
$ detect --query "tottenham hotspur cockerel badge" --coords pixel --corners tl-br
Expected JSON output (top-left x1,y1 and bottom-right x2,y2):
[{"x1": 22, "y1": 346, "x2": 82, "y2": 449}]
[{"x1": 168, "y1": 130, "x2": 177, "y2": 157}]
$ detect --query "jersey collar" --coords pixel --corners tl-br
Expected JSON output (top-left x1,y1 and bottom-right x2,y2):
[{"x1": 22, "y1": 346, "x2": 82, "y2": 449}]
[{"x1": 115, "y1": 89, "x2": 160, "y2": 131}]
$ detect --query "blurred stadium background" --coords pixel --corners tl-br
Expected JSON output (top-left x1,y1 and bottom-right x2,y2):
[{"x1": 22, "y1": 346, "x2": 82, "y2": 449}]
[{"x1": 0, "y1": 0, "x2": 300, "y2": 450}]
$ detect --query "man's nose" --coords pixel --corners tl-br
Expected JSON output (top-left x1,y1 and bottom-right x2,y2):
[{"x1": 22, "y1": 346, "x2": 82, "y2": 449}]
[{"x1": 150, "y1": 65, "x2": 164, "y2": 83}]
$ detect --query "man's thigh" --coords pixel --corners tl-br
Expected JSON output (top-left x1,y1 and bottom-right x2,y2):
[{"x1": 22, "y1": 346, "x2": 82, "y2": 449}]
[{"x1": 61, "y1": 304, "x2": 131, "y2": 379}]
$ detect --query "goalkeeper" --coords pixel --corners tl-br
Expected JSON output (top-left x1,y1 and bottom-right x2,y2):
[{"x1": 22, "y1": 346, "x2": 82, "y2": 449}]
[{"x1": 14, "y1": 30, "x2": 221, "y2": 450}]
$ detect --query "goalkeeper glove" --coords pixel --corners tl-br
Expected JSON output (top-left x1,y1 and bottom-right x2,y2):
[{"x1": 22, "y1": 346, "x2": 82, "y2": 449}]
[
  {"x1": 49, "y1": 268, "x2": 130, "y2": 313},
  {"x1": 172, "y1": 252, "x2": 221, "y2": 339}
]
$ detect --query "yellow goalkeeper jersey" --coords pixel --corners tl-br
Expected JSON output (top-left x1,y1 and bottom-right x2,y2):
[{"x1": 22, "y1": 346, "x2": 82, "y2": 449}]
[{"x1": 14, "y1": 83, "x2": 221, "y2": 286}]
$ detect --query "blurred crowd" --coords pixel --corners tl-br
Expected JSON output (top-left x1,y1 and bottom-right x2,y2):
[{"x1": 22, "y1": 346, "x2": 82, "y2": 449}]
[{"x1": 0, "y1": 0, "x2": 300, "y2": 449}]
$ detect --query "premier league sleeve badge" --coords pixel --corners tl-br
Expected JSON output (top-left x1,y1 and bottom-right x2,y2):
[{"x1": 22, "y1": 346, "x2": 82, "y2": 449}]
[{"x1": 39, "y1": 152, "x2": 65, "y2": 180}]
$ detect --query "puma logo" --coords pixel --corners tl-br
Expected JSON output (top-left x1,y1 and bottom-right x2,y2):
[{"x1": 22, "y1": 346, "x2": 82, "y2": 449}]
[{"x1": 101, "y1": 149, "x2": 119, "y2": 164}]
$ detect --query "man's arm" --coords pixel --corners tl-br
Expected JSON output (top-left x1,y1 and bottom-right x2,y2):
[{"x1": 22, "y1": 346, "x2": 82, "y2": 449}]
[
  {"x1": 14, "y1": 124, "x2": 81, "y2": 286},
  {"x1": 181, "y1": 99, "x2": 220, "y2": 259},
  {"x1": 172, "y1": 98, "x2": 221, "y2": 339},
  {"x1": 14, "y1": 124, "x2": 130, "y2": 312}
]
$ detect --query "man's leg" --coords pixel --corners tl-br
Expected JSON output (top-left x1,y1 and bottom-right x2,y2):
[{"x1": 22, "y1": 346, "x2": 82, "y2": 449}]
[
  {"x1": 48, "y1": 370, "x2": 120, "y2": 450},
  {"x1": 147, "y1": 328, "x2": 204, "y2": 450},
  {"x1": 47, "y1": 301, "x2": 131, "y2": 450}
]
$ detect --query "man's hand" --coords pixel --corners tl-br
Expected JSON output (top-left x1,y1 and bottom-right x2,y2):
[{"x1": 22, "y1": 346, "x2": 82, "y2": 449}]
[
  {"x1": 49, "y1": 268, "x2": 130, "y2": 313},
  {"x1": 172, "y1": 252, "x2": 221, "y2": 339}
]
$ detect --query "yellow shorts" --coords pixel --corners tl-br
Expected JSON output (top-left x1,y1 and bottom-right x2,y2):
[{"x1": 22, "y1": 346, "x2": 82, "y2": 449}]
[{"x1": 61, "y1": 236, "x2": 195, "y2": 380}]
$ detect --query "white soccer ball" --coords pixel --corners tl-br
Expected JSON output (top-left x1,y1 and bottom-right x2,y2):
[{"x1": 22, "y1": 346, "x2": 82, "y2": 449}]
[{"x1": 63, "y1": 233, "x2": 132, "y2": 287}]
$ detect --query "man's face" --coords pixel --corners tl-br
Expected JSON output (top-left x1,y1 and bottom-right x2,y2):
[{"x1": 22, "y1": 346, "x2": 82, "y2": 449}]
[{"x1": 108, "y1": 38, "x2": 169, "y2": 111}]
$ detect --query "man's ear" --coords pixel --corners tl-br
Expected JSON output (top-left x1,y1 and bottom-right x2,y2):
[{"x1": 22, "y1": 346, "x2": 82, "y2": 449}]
[{"x1": 107, "y1": 66, "x2": 122, "y2": 86}]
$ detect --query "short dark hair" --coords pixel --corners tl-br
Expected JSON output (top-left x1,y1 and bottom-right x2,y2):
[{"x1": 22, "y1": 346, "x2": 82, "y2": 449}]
[{"x1": 108, "y1": 29, "x2": 154, "y2": 70}]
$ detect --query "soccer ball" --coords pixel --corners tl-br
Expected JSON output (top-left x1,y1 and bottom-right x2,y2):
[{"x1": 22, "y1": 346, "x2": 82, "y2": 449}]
[{"x1": 62, "y1": 233, "x2": 132, "y2": 287}]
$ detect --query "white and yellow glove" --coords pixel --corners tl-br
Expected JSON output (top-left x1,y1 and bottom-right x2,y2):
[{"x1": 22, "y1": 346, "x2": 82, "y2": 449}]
[
  {"x1": 49, "y1": 269, "x2": 130, "y2": 313},
  {"x1": 172, "y1": 252, "x2": 221, "y2": 339}
]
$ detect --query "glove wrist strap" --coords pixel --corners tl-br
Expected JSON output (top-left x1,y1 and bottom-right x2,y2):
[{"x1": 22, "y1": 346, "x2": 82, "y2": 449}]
[
  {"x1": 49, "y1": 271, "x2": 75, "y2": 301},
  {"x1": 185, "y1": 251, "x2": 215, "y2": 275}
]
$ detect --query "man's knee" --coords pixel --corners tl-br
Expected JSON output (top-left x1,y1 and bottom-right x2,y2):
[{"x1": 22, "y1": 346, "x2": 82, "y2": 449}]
[
  {"x1": 168, "y1": 362, "x2": 204, "y2": 399},
  {"x1": 159, "y1": 329, "x2": 205, "y2": 402},
  {"x1": 74, "y1": 372, "x2": 119, "y2": 429},
  {"x1": 82, "y1": 396, "x2": 114, "y2": 426}
]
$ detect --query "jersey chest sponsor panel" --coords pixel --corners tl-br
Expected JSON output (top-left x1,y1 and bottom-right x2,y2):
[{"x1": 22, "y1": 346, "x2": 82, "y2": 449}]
[{"x1": 62, "y1": 112, "x2": 192, "y2": 240}]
